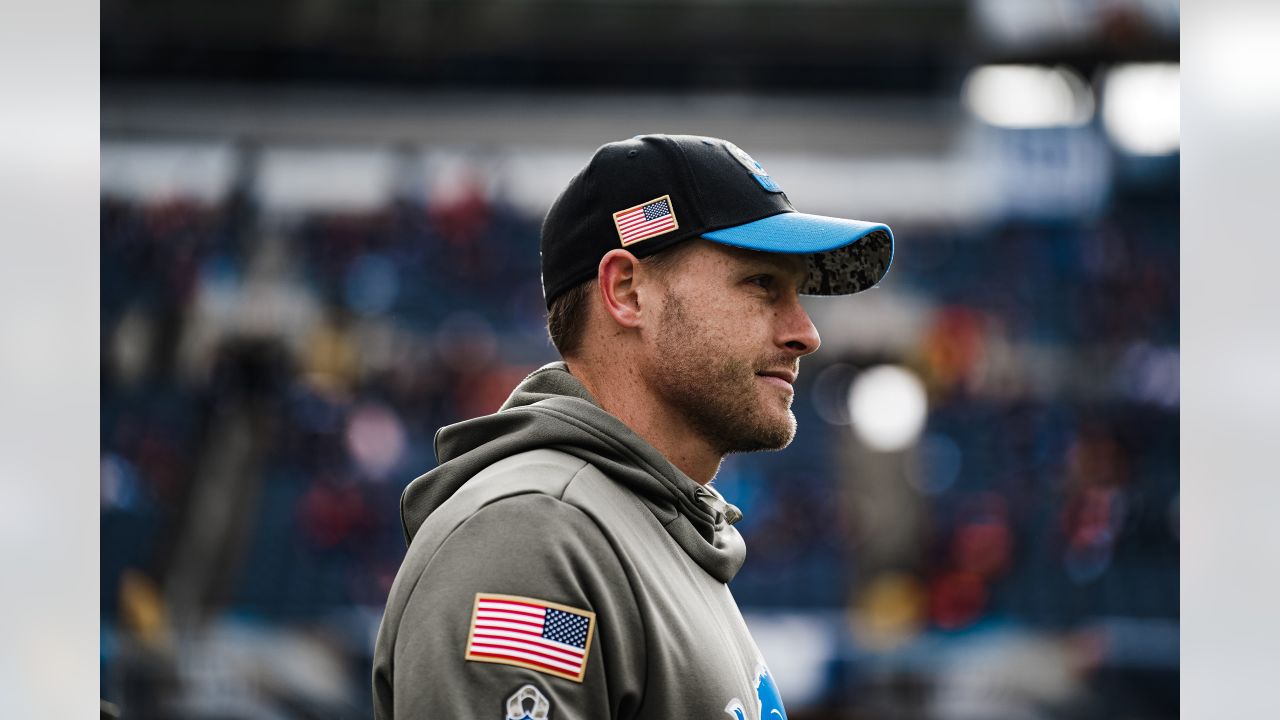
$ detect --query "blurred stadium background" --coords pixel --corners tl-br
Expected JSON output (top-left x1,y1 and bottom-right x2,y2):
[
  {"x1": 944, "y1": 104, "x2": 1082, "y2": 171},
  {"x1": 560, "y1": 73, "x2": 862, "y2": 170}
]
[{"x1": 100, "y1": 1, "x2": 1179, "y2": 717}]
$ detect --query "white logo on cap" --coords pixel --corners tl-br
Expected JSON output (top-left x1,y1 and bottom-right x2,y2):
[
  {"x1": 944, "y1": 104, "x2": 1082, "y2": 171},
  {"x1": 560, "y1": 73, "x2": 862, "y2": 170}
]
[
  {"x1": 724, "y1": 141, "x2": 768, "y2": 176},
  {"x1": 723, "y1": 141, "x2": 783, "y2": 193}
]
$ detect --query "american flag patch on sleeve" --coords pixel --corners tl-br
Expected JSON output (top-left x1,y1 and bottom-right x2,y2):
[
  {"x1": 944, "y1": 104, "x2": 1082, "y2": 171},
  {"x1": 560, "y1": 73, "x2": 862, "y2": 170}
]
[
  {"x1": 464, "y1": 593, "x2": 597, "y2": 682},
  {"x1": 612, "y1": 194, "x2": 679, "y2": 246}
]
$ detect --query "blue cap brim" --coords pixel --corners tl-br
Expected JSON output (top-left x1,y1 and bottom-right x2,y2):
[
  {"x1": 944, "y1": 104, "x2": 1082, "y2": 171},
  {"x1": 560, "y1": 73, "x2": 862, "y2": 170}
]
[{"x1": 701, "y1": 211, "x2": 895, "y2": 295}]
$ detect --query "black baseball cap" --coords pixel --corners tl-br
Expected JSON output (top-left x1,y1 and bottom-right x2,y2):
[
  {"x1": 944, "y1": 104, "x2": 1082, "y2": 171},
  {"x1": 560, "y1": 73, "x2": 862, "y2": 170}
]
[{"x1": 540, "y1": 134, "x2": 894, "y2": 308}]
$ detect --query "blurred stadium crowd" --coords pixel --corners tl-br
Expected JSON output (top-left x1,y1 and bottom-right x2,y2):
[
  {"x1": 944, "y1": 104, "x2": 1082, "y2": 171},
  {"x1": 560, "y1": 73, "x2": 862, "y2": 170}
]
[{"x1": 101, "y1": 145, "x2": 1177, "y2": 719}]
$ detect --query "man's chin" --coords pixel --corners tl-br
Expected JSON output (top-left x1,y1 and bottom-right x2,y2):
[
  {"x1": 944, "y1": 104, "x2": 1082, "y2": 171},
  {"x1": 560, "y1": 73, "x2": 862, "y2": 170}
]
[{"x1": 723, "y1": 412, "x2": 797, "y2": 454}]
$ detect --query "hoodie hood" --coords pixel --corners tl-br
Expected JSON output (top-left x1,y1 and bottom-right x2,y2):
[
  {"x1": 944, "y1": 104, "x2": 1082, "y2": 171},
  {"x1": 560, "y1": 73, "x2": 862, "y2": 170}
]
[{"x1": 400, "y1": 362, "x2": 746, "y2": 583}]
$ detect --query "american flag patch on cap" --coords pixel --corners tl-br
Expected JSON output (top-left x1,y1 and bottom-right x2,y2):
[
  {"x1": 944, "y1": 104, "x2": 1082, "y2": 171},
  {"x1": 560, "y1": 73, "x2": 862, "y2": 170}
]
[
  {"x1": 464, "y1": 593, "x2": 597, "y2": 683},
  {"x1": 613, "y1": 194, "x2": 679, "y2": 246}
]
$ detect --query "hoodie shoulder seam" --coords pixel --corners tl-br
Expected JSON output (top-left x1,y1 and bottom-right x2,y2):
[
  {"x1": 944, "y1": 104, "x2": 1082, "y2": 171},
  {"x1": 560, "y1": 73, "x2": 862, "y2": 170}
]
[{"x1": 553, "y1": 454, "x2": 592, "y2": 501}]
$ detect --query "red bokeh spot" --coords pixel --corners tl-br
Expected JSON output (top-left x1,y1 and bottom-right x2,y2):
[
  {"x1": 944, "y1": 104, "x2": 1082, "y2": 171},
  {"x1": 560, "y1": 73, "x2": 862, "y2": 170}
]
[{"x1": 930, "y1": 571, "x2": 987, "y2": 630}]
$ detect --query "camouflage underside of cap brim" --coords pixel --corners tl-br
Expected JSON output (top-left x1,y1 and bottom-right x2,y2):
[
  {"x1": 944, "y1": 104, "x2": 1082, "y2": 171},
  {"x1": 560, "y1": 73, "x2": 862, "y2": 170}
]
[{"x1": 800, "y1": 229, "x2": 894, "y2": 295}]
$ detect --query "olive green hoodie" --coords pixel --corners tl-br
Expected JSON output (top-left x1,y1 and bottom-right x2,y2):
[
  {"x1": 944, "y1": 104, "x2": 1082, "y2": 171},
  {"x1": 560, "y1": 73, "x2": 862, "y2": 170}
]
[{"x1": 372, "y1": 362, "x2": 788, "y2": 720}]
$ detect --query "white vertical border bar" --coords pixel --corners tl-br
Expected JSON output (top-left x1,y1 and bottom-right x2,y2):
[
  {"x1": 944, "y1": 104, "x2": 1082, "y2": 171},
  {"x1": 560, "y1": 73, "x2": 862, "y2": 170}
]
[
  {"x1": 1183, "y1": 0, "x2": 1280, "y2": 717},
  {"x1": 0, "y1": 0, "x2": 101, "y2": 717}
]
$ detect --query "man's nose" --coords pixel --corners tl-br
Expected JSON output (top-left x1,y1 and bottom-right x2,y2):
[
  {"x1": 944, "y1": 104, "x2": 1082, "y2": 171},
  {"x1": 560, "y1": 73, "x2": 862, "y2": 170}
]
[{"x1": 779, "y1": 296, "x2": 821, "y2": 356}]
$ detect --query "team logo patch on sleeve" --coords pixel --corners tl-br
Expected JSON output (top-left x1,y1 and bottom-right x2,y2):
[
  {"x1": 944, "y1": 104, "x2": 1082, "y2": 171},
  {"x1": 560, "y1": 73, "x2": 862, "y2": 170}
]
[
  {"x1": 613, "y1": 194, "x2": 678, "y2": 246},
  {"x1": 506, "y1": 684, "x2": 551, "y2": 720},
  {"x1": 464, "y1": 593, "x2": 596, "y2": 683}
]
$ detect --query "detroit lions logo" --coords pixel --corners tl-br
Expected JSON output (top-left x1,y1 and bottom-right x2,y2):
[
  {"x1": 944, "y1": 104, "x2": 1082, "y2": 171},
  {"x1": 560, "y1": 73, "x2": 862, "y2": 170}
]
[
  {"x1": 724, "y1": 663, "x2": 787, "y2": 720},
  {"x1": 722, "y1": 141, "x2": 783, "y2": 193}
]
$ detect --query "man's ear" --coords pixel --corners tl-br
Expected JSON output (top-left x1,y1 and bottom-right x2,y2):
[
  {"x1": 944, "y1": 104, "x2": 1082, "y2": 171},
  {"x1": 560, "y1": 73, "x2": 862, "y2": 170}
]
[{"x1": 597, "y1": 249, "x2": 645, "y2": 329}]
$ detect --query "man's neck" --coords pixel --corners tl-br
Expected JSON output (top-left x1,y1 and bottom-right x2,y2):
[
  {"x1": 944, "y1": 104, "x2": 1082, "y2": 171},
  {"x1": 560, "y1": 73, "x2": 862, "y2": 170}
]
[{"x1": 565, "y1": 358, "x2": 722, "y2": 484}]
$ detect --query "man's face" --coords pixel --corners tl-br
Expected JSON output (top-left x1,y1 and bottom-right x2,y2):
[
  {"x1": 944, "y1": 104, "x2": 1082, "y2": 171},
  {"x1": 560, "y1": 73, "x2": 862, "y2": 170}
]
[{"x1": 644, "y1": 240, "x2": 821, "y2": 455}]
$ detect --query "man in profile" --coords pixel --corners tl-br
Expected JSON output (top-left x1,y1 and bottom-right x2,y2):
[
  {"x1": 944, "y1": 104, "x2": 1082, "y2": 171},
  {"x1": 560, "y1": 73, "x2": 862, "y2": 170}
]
[{"x1": 373, "y1": 134, "x2": 893, "y2": 719}]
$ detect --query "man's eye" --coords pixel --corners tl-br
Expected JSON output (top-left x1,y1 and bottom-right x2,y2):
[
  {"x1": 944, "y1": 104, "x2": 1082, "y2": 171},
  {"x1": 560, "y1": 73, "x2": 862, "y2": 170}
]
[{"x1": 748, "y1": 275, "x2": 774, "y2": 289}]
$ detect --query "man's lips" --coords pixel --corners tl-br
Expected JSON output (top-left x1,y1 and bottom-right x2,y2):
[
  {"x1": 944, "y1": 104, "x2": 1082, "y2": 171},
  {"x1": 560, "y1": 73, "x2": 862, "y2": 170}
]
[
  {"x1": 756, "y1": 369, "x2": 797, "y2": 391},
  {"x1": 757, "y1": 369, "x2": 797, "y2": 384}
]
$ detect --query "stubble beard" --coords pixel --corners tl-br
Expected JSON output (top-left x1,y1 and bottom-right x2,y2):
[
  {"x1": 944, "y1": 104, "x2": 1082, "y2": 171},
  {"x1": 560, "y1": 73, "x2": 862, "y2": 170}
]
[{"x1": 652, "y1": 293, "x2": 798, "y2": 456}]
